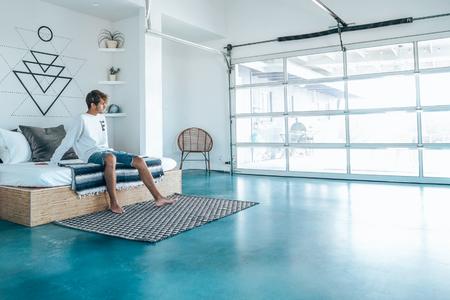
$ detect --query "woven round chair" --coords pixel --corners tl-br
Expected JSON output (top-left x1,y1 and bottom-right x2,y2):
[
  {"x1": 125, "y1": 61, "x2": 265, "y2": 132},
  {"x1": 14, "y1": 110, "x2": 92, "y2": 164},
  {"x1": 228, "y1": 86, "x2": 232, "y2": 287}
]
[{"x1": 177, "y1": 127, "x2": 213, "y2": 170}]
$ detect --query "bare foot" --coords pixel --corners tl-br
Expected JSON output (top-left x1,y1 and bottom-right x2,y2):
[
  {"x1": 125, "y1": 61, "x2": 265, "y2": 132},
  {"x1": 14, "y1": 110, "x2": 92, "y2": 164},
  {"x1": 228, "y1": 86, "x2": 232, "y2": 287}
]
[
  {"x1": 110, "y1": 203, "x2": 125, "y2": 214},
  {"x1": 155, "y1": 196, "x2": 177, "y2": 207}
]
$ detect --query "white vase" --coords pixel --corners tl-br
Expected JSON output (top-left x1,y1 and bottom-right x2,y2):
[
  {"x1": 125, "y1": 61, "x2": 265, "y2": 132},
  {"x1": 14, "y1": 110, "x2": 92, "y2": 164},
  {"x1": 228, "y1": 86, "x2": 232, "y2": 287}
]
[
  {"x1": 109, "y1": 75, "x2": 117, "y2": 81},
  {"x1": 106, "y1": 40, "x2": 118, "y2": 48}
]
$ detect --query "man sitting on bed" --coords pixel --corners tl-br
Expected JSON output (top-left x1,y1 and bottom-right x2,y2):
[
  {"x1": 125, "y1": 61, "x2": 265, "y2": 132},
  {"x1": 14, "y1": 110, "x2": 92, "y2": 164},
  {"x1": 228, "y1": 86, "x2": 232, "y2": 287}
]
[{"x1": 38, "y1": 90, "x2": 176, "y2": 214}]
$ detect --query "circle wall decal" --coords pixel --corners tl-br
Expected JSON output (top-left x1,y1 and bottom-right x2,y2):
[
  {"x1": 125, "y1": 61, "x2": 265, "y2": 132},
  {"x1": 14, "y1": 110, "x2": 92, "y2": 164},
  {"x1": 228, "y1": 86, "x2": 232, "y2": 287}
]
[{"x1": 38, "y1": 26, "x2": 53, "y2": 42}]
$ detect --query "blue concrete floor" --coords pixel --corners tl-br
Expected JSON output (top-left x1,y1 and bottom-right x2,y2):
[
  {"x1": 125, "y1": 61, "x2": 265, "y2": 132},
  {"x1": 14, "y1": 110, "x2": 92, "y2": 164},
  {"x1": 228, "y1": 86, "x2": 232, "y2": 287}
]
[{"x1": 1, "y1": 170, "x2": 450, "y2": 300}]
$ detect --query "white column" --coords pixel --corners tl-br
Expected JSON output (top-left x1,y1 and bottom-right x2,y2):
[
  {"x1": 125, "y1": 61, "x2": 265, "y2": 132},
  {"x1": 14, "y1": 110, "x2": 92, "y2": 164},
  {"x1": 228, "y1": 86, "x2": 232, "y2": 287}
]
[{"x1": 139, "y1": 8, "x2": 163, "y2": 157}]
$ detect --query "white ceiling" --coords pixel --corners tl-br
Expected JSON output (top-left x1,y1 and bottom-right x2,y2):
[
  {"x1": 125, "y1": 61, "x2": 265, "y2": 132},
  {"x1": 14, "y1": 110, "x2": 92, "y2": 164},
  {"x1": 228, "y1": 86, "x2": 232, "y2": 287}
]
[
  {"x1": 39, "y1": 0, "x2": 450, "y2": 25},
  {"x1": 40, "y1": 0, "x2": 144, "y2": 22},
  {"x1": 162, "y1": 14, "x2": 225, "y2": 43},
  {"x1": 39, "y1": 0, "x2": 226, "y2": 42},
  {"x1": 39, "y1": 0, "x2": 450, "y2": 44}
]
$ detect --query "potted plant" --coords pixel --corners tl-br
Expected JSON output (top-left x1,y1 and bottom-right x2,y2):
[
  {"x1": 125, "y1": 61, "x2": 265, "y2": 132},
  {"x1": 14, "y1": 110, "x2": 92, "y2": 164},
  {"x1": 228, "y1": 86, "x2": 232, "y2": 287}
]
[
  {"x1": 98, "y1": 29, "x2": 125, "y2": 48},
  {"x1": 109, "y1": 67, "x2": 120, "y2": 81}
]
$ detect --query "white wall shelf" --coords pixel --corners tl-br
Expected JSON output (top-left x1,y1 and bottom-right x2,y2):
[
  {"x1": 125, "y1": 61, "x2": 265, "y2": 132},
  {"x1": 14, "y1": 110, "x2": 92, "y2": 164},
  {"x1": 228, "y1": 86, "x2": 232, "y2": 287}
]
[
  {"x1": 104, "y1": 113, "x2": 126, "y2": 118},
  {"x1": 98, "y1": 81, "x2": 126, "y2": 85},
  {"x1": 98, "y1": 48, "x2": 126, "y2": 52},
  {"x1": 98, "y1": 46, "x2": 127, "y2": 149}
]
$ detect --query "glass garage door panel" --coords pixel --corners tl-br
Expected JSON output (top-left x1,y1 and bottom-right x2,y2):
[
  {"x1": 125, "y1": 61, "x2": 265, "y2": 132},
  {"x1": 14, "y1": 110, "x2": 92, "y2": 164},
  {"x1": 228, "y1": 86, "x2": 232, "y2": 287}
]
[
  {"x1": 288, "y1": 116, "x2": 346, "y2": 143},
  {"x1": 236, "y1": 86, "x2": 285, "y2": 114},
  {"x1": 348, "y1": 76, "x2": 416, "y2": 109},
  {"x1": 287, "y1": 51, "x2": 344, "y2": 80},
  {"x1": 350, "y1": 149, "x2": 419, "y2": 176},
  {"x1": 232, "y1": 37, "x2": 450, "y2": 183},
  {"x1": 421, "y1": 111, "x2": 450, "y2": 143},
  {"x1": 236, "y1": 117, "x2": 284, "y2": 143},
  {"x1": 237, "y1": 147, "x2": 286, "y2": 171},
  {"x1": 423, "y1": 150, "x2": 450, "y2": 178},
  {"x1": 235, "y1": 59, "x2": 284, "y2": 85},
  {"x1": 349, "y1": 112, "x2": 417, "y2": 143},
  {"x1": 346, "y1": 43, "x2": 414, "y2": 76},
  {"x1": 287, "y1": 82, "x2": 345, "y2": 112},
  {"x1": 419, "y1": 72, "x2": 450, "y2": 106},
  {"x1": 289, "y1": 149, "x2": 347, "y2": 173},
  {"x1": 418, "y1": 37, "x2": 450, "y2": 69}
]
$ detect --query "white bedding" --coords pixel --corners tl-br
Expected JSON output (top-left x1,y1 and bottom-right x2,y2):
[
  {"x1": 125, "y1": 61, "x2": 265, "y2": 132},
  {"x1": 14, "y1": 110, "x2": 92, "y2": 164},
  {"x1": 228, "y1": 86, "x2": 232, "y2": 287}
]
[{"x1": 0, "y1": 157, "x2": 177, "y2": 187}]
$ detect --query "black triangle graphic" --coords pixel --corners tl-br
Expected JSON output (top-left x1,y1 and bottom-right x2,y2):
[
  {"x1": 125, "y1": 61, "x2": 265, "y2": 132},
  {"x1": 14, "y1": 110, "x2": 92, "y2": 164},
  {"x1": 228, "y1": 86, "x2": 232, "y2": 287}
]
[
  {"x1": 31, "y1": 50, "x2": 58, "y2": 73},
  {"x1": 22, "y1": 61, "x2": 65, "y2": 93},
  {"x1": 13, "y1": 70, "x2": 72, "y2": 116}
]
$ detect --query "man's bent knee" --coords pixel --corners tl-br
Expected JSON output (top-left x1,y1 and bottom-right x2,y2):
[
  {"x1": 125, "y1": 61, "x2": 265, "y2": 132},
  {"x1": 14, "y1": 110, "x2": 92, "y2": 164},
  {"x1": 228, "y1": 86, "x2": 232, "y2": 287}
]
[
  {"x1": 132, "y1": 156, "x2": 145, "y2": 168},
  {"x1": 103, "y1": 153, "x2": 117, "y2": 166}
]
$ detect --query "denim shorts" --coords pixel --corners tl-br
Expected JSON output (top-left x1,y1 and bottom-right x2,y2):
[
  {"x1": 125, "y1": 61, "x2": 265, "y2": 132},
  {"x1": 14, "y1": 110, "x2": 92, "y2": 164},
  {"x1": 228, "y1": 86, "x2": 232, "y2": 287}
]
[{"x1": 88, "y1": 150, "x2": 136, "y2": 167}]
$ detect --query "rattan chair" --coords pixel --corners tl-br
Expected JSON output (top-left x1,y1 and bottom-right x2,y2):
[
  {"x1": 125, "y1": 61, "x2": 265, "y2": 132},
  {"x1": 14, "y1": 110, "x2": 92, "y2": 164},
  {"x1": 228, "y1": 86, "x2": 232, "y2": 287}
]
[{"x1": 177, "y1": 127, "x2": 213, "y2": 170}]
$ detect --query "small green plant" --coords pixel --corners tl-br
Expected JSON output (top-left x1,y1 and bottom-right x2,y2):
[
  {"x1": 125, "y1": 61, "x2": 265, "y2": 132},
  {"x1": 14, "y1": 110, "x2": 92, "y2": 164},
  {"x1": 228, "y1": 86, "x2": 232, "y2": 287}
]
[
  {"x1": 109, "y1": 67, "x2": 120, "y2": 75},
  {"x1": 98, "y1": 29, "x2": 125, "y2": 48}
]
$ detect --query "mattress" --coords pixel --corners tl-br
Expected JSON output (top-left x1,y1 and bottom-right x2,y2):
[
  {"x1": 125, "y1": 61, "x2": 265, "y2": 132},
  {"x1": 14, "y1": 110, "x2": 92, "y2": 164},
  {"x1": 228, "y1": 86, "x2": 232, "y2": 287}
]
[{"x1": 0, "y1": 157, "x2": 177, "y2": 187}]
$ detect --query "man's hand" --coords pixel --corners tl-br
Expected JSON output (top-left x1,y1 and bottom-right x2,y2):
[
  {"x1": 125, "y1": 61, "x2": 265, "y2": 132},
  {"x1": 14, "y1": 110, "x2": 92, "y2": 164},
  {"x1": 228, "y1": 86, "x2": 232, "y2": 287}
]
[{"x1": 35, "y1": 163, "x2": 48, "y2": 165}]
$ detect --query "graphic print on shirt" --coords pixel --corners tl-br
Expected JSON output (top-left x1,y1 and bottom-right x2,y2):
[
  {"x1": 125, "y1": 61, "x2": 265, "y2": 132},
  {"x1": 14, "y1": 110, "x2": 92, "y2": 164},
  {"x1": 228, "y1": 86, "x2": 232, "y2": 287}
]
[{"x1": 100, "y1": 120, "x2": 106, "y2": 131}]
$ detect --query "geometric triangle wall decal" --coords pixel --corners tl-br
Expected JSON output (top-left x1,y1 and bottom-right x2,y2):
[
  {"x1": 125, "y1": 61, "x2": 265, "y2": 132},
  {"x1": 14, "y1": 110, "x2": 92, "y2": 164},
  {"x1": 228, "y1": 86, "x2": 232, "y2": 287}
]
[
  {"x1": 31, "y1": 50, "x2": 58, "y2": 73},
  {"x1": 13, "y1": 70, "x2": 72, "y2": 116},
  {"x1": 0, "y1": 54, "x2": 10, "y2": 85},
  {"x1": 23, "y1": 61, "x2": 64, "y2": 77},
  {"x1": 11, "y1": 96, "x2": 44, "y2": 117},
  {"x1": 3, "y1": 26, "x2": 82, "y2": 118},
  {"x1": 12, "y1": 40, "x2": 74, "y2": 116},
  {"x1": 43, "y1": 99, "x2": 74, "y2": 118},
  {"x1": 15, "y1": 27, "x2": 41, "y2": 50},
  {"x1": 49, "y1": 36, "x2": 73, "y2": 56},
  {"x1": 59, "y1": 56, "x2": 86, "y2": 77},
  {"x1": 22, "y1": 61, "x2": 65, "y2": 92}
]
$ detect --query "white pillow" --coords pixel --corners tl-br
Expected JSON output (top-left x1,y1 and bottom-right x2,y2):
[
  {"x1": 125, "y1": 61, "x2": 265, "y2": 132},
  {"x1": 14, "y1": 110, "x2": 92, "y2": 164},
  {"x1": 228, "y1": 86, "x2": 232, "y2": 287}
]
[{"x1": 0, "y1": 128, "x2": 32, "y2": 164}]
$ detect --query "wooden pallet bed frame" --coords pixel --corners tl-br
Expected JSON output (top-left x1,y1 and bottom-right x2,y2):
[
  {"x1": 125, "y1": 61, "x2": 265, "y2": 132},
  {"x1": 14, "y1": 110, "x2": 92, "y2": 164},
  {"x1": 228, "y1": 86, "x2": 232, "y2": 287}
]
[{"x1": 0, "y1": 169, "x2": 182, "y2": 227}]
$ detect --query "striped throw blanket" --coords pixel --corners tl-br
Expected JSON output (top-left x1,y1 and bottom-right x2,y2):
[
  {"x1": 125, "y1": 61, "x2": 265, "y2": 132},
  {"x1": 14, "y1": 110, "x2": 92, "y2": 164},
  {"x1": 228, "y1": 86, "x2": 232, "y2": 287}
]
[{"x1": 59, "y1": 157, "x2": 164, "y2": 197}]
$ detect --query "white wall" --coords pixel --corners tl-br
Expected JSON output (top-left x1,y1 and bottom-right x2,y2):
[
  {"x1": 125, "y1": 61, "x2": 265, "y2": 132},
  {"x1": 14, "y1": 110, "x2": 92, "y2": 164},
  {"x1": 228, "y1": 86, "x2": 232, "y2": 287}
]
[
  {"x1": 158, "y1": 0, "x2": 230, "y2": 170},
  {"x1": 162, "y1": 40, "x2": 191, "y2": 164},
  {"x1": 0, "y1": 0, "x2": 112, "y2": 130},
  {"x1": 0, "y1": 0, "x2": 145, "y2": 154},
  {"x1": 162, "y1": 41, "x2": 229, "y2": 170}
]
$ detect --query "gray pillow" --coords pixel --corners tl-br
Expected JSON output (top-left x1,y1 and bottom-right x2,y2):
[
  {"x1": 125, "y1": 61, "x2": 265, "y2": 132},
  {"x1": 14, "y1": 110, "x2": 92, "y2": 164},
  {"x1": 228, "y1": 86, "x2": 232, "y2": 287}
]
[{"x1": 19, "y1": 125, "x2": 78, "y2": 162}]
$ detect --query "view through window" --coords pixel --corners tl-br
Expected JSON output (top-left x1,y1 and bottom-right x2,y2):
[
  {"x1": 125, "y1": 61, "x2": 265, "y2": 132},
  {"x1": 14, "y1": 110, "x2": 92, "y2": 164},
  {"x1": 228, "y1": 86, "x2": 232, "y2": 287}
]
[{"x1": 232, "y1": 37, "x2": 450, "y2": 183}]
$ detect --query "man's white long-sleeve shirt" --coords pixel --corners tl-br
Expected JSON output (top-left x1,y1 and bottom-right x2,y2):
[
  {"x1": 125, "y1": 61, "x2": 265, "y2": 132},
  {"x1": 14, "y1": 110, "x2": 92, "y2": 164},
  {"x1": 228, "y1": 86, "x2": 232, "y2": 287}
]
[{"x1": 50, "y1": 113, "x2": 112, "y2": 164}]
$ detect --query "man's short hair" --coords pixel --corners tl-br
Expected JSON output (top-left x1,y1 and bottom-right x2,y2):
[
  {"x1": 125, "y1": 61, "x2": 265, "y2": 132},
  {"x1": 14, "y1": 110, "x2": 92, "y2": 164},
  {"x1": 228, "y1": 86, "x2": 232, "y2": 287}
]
[{"x1": 86, "y1": 90, "x2": 109, "y2": 109}]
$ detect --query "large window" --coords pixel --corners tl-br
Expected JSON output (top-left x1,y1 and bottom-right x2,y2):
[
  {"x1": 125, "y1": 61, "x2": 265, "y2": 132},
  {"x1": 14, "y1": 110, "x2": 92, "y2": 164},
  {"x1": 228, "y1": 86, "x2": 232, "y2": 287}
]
[
  {"x1": 347, "y1": 75, "x2": 416, "y2": 109},
  {"x1": 288, "y1": 82, "x2": 345, "y2": 111},
  {"x1": 287, "y1": 51, "x2": 344, "y2": 80},
  {"x1": 236, "y1": 59, "x2": 284, "y2": 85},
  {"x1": 346, "y1": 43, "x2": 414, "y2": 76},
  {"x1": 231, "y1": 36, "x2": 450, "y2": 183}
]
